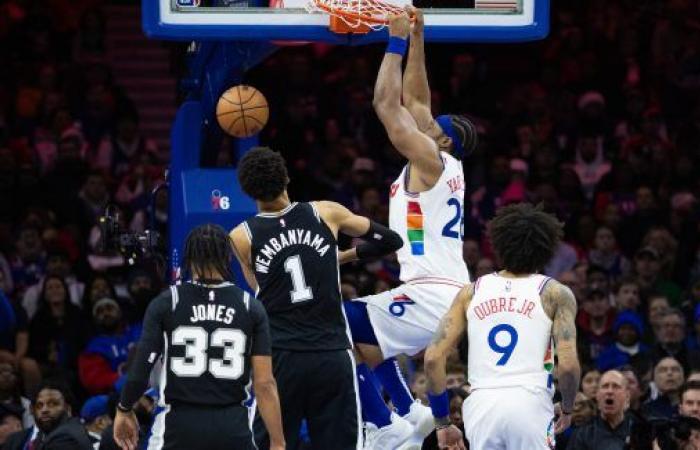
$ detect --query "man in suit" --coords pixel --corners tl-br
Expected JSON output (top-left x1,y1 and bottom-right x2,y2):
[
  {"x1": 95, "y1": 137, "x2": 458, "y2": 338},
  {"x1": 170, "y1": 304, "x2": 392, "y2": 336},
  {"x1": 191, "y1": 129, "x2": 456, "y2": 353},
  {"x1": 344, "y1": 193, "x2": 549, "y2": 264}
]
[{"x1": 4, "y1": 380, "x2": 92, "y2": 450}]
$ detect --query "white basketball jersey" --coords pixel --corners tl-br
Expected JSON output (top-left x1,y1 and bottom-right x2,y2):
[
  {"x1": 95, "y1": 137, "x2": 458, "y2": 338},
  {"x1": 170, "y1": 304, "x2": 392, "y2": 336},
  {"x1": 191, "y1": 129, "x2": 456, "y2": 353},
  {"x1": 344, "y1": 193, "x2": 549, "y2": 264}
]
[
  {"x1": 389, "y1": 153, "x2": 470, "y2": 283},
  {"x1": 466, "y1": 273, "x2": 555, "y2": 392}
]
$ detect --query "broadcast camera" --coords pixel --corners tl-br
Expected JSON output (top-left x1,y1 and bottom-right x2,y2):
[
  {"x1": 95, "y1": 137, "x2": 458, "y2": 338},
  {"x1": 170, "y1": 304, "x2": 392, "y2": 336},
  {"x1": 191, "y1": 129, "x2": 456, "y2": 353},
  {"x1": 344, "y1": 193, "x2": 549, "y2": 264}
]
[{"x1": 98, "y1": 204, "x2": 163, "y2": 265}]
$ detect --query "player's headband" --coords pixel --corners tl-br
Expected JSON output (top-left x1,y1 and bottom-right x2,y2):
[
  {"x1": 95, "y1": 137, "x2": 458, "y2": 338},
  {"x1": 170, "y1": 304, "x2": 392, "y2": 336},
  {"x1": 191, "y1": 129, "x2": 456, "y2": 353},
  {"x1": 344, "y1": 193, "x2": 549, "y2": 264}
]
[{"x1": 435, "y1": 114, "x2": 478, "y2": 159}]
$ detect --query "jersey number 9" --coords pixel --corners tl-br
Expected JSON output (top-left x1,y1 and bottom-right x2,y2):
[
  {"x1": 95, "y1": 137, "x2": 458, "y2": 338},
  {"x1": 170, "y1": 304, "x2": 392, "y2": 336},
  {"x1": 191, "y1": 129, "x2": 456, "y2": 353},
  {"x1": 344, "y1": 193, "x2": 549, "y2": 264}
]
[{"x1": 488, "y1": 323, "x2": 518, "y2": 366}]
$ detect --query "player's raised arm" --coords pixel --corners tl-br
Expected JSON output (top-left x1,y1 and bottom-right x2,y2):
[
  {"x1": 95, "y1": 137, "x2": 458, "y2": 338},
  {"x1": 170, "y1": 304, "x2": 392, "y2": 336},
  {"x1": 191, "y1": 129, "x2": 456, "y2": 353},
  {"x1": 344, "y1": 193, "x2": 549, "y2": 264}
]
[
  {"x1": 314, "y1": 200, "x2": 403, "y2": 265},
  {"x1": 402, "y1": 7, "x2": 433, "y2": 131},
  {"x1": 424, "y1": 285, "x2": 471, "y2": 450},
  {"x1": 230, "y1": 225, "x2": 258, "y2": 291},
  {"x1": 543, "y1": 280, "x2": 581, "y2": 434},
  {"x1": 373, "y1": 12, "x2": 443, "y2": 184}
]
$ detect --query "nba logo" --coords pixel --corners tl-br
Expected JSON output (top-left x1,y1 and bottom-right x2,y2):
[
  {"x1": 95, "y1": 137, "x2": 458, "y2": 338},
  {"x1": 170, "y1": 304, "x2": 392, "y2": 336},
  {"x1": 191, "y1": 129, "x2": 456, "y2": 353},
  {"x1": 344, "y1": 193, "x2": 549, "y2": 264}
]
[
  {"x1": 176, "y1": 0, "x2": 201, "y2": 6},
  {"x1": 211, "y1": 190, "x2": 230, "y2": 211}
]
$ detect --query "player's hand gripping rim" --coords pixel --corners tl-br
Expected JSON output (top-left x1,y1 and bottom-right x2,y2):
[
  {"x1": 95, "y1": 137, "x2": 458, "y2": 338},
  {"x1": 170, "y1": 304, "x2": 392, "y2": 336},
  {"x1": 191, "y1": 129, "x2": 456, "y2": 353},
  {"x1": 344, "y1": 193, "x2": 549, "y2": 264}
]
[{"x1": 436, "y1": 423, "x2": 466, "y2": 450}]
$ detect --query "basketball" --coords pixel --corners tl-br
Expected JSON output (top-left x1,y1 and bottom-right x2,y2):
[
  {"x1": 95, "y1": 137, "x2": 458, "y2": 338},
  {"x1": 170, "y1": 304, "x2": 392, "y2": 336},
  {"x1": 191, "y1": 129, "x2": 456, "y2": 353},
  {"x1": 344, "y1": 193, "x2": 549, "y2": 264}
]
[{"x1": 216, "y1": 85, "x2": 269, "y2": 138}]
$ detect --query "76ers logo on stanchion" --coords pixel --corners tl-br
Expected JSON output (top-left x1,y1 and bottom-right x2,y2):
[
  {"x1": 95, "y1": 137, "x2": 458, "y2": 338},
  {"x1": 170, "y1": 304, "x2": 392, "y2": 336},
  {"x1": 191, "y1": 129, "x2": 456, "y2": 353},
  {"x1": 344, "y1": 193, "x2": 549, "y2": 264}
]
[
  {"x1": 211, "y1": 190, "x2": 230, "y2": 211},
  {"x1": 389, "y1": 294, "x2": 415, "y2": 317}
]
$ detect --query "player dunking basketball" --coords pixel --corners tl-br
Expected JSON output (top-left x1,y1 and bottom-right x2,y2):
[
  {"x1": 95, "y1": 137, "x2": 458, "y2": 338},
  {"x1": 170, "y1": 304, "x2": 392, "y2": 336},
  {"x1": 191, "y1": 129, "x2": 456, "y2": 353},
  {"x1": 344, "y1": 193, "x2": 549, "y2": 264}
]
[
  {"x1": 342, "y1": 8, "x2": 478, "y2": 450},
  {"x1": 425, "y1": 204, "x2": 582, "y2": 450}
]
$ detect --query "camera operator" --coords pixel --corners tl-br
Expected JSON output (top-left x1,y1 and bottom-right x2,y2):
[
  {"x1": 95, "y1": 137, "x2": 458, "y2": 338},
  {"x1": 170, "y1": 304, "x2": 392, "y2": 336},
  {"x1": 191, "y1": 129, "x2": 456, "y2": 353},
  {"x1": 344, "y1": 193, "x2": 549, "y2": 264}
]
[{"x1": 567, "y1": 370, "x2": 632, "y2": 450}]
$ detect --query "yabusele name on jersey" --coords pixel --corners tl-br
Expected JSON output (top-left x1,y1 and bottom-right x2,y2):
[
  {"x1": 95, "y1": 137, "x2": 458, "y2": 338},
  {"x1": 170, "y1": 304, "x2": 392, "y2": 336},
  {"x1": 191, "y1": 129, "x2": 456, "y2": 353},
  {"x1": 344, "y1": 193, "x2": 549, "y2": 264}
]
[{"x1": 472, "y1": 297, "x2": 537, "y2": 320}]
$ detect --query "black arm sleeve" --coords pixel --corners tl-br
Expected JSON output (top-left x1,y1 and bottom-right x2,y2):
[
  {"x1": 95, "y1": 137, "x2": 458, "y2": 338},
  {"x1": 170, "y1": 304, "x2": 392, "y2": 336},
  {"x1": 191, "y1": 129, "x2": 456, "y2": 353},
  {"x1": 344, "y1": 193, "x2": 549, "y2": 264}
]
[
  {"x1": 119, "y1": 290, "x2": 171, "y2": 409},
  {"x1": 355, "y1": 220, "x2": 404, "y2": 260},
  {"x1": 250, "y1": 299, "x2": 272, "y2": 357}
]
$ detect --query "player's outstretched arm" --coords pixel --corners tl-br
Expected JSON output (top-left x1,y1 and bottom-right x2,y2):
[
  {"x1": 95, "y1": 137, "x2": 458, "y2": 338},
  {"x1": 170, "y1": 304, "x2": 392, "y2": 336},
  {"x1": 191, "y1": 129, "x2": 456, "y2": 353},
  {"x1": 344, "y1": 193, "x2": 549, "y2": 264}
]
[
  {"x1": 230, "y1": 225, "x2": 258, "y2": 291},
  {"x1": 315, "y1": 201, "x2": 403, "y2": 264},
  {"x1": 115, "y1": 293, "x2": 169, "y2": 450},
  {"x1": 250, "y1": 301, "x2": 285, "y2": 450},
  {"x1": 544, "y1": 280, "x2": 581, "y2": 434},
  {"x1": 373, "y1": 12, "x2": 443, "y2": 184},
  {"x1": 424, "y1": 285, "x2": 471, "y2": 450},
  {"x1": 402, "y1": 7, "x2": 434, "y2": 131}
]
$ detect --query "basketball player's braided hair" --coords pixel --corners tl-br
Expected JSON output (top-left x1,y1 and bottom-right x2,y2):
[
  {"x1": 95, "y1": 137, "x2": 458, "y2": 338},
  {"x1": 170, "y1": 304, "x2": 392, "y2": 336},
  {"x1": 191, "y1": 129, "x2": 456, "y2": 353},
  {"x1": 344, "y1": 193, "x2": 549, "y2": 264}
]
[
  {"x1": 182, "y1": 224, "x2": 236, "y2": 282},
  {"x1": 449, "y1": 115, "x2": 479, "y2": 156},
  {"x1": 237, "y1": 146, "x2": 288, "y2": 202},
  {"x1": 487, "y1": 203, "x2": 563, "y2": 275}
]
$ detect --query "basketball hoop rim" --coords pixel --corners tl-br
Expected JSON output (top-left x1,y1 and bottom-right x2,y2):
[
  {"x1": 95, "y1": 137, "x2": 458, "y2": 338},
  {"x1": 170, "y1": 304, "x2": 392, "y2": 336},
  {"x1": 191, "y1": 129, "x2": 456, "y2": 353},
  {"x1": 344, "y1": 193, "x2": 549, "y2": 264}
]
[{"x1": 310, "y1": 0, "x2": 412, "y2": 27}]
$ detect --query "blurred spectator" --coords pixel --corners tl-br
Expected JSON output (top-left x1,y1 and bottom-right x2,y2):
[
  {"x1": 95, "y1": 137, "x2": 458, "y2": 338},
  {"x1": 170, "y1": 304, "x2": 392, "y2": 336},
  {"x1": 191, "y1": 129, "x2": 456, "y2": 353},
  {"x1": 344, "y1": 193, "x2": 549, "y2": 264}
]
[
  {"x1": 573, "y1": 132, "x2": 610, "y2": 200},
  {"x1": 566, "y1": 370, "x2": 632, "y2": 450},
  {"x1": 3, "y1": 380, "x2": 92, "y2": 450},
  {"x1": 0, "y1": 363, "x2": 33, "y2": 428},
  {"x1": 619, "y1": 366, "x2": 644, "y2": 413},
  {"x1": 651, "y1": 309, "x2": 700, "y2": 372},
  {"x1": 646, "y1": 295, "x2": 671, "y2": 342},
  {"x1": 643, "y1": 357, "x2": 684, "y2": 419},
  {"x1": 9, "y1": 225, "x2": 46, "y2": 295},
  {"x1": 78, "y1": 298, "x2": 140, "y2": 395},
  {"x1": 0, "y1": 277, "x2": 41, "y2": 395},
  {"x1": 596, "y1": 311, "x2": 651, "y2": 372},
  {"x1": 28, "y1": 275, "x2": 85, "y2": 371},
  {"x1": 80, "y1": 395, "x2": 111, "y2": 449},
  {"x1": 679, "y1": 381, "x2": 700, "y2": 421},
  {"x1": 634, "y1": 247, "x2": 682, "y2": 306},
  {"x1": 22, "y1": 249, "x2": 85, "y2": 320},
  {"x1": 580, "y1": 367, "x2": 601, "y2": 400},
  {"x1": 587, "y1": 226, "x2": 630, "y2": 281},
  {"x1": 445, "y1": 363, "x2": 466, "y2": 390},
  {"x1": 93, "y1": 110, "x2": 160, "y2": 178},
  {"x1": 0, "y1": 403, "x2": 22, "y2": 446},
  {"x1": 577, "y1": 287, "x2": 617, "y2": 364},
  {"x1": 410, "y1": 369, "x2": 428, "y2": 405},
  {"x1": 612, "y1": 278, "x2": 640, "y2": 313}
]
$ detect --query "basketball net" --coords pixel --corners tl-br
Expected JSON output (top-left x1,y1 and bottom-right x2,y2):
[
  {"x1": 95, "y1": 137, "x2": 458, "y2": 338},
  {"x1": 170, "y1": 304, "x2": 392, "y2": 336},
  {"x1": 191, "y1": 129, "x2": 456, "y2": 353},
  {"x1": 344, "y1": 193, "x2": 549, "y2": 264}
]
[{"x1": 306, "y1": 0, "x2": 406, "y2": 33}]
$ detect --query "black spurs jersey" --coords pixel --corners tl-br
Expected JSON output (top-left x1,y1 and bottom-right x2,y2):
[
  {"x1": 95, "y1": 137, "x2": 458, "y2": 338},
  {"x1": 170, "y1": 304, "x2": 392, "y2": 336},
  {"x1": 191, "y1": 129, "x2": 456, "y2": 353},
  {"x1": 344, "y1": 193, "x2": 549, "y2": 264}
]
[
  {"x1": 119, "y1": 282, "x2": 271, "y2": 408},
  {"x1": 243, "y1": 202, "x2": 351, "y2": 351}
]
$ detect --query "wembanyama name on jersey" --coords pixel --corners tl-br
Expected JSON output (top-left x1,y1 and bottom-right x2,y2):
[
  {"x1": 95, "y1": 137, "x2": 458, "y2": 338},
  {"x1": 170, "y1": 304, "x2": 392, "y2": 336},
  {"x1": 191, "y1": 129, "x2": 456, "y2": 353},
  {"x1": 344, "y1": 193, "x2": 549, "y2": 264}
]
[{"x1": 254, "y1": 228, "x2": 331, "y2": 274}]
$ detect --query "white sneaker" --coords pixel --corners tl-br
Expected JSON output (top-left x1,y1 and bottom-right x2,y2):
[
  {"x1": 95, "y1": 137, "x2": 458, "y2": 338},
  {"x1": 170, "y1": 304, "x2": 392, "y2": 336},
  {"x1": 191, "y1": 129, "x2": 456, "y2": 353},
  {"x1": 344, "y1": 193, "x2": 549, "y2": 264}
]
[
  {"x1": 397, "y1": 402, "x2": 435, "y2": 450},
  {"x1": 363, "y1": 413, "x2": 413, "y2": 450}
]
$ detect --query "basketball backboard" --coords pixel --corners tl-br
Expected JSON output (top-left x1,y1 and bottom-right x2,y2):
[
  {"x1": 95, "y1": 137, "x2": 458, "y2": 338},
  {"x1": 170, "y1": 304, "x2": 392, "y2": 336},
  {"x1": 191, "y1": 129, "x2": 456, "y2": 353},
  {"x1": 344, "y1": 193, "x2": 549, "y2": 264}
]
[{"x1": 144, "y1": 0, "x2": 549, "y2": 44}]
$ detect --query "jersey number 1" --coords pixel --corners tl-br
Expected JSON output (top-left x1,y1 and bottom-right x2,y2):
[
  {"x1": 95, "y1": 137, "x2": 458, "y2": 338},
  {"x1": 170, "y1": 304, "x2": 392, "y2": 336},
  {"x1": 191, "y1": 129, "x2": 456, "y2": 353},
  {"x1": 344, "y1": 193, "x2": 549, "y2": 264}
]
[{"x1": 285, "y1": 255, "x2": 313, "y2": 304}]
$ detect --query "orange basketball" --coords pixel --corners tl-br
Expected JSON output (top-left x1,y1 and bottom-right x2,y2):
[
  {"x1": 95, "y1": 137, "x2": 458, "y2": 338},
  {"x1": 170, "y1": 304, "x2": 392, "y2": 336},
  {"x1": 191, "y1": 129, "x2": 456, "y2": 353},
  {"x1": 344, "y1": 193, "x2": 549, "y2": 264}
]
[{"x1": 216, "y1": 85, "x2": 269, "y2": 138}]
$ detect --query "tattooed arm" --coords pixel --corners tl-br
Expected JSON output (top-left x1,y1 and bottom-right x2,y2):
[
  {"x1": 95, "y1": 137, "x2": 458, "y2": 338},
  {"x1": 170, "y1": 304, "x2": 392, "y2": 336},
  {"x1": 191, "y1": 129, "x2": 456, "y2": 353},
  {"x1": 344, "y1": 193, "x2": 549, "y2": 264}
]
[
  {"x1": 543, "y1": 280, "x2": 581, "y2": 417},
  {"x1": 424, "y1": 285, "x2": 472, "y2": 414}
]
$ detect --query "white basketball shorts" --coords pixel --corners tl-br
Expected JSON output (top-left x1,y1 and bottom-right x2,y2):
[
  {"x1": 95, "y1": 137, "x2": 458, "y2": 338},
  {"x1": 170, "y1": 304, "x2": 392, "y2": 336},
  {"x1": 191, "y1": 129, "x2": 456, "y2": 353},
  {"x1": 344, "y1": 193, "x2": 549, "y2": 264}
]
[
  {"x1": 353, "y1": 277, "x2": 464, "y2": 359},
  {"x1": 463, "y1": 386, "x2": 555, "y2": 450}
]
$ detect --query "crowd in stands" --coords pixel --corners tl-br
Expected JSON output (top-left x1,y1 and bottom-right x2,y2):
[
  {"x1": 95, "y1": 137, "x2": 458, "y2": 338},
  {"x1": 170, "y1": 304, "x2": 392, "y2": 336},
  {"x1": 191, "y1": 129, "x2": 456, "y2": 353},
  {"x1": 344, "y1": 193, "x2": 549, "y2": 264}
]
[{"x1": 0, "y1": 0, "x2": 699, "y2": 448}]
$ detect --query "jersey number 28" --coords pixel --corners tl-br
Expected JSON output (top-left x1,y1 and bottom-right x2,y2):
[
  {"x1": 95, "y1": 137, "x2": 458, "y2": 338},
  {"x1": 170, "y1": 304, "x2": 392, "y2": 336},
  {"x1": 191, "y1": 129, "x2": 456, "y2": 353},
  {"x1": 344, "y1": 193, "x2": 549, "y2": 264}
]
[{"x1": 171, "y1": 326, "x2": 246, "y2": 379}]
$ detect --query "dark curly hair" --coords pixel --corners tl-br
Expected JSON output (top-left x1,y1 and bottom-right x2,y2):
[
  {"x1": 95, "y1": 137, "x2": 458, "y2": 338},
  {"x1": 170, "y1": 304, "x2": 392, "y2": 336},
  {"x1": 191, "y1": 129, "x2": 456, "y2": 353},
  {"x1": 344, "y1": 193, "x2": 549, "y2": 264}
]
[
  {"x1": 237, "y1": 147, "x2": 288, "y2": 202},
  {"x1": 183, "y1": 223, "x2": 235, "y2": 282},
  {"x1": 487, "y1": 203, "x2": 563, "y2": 275}
]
